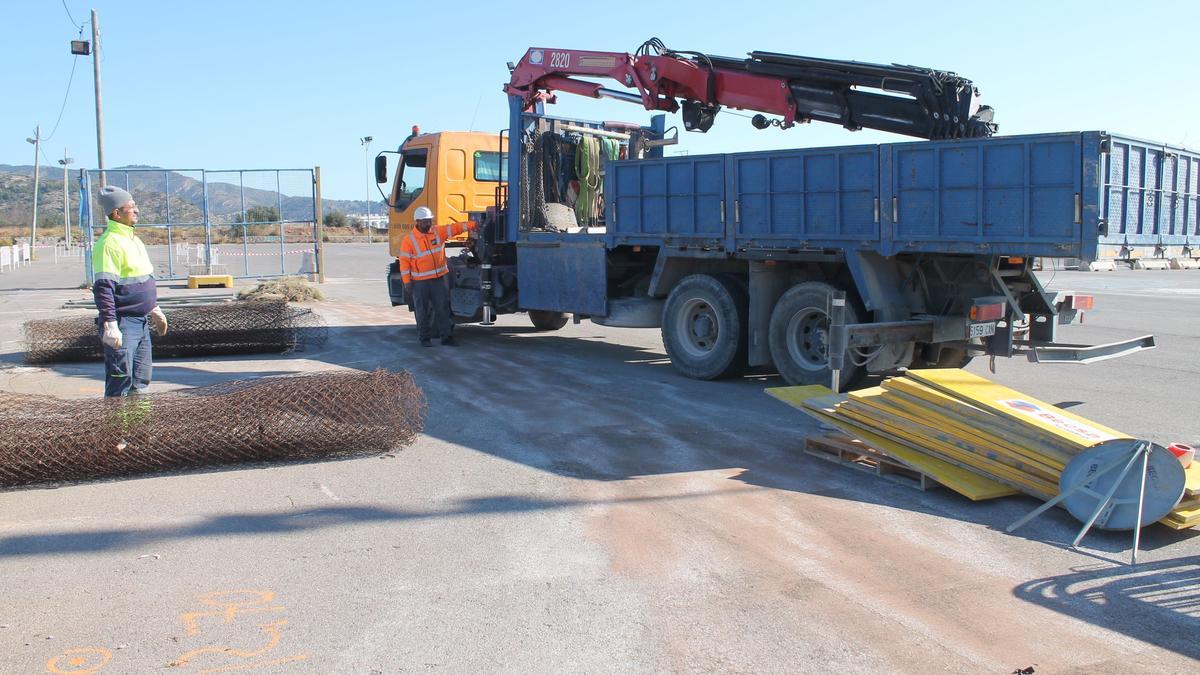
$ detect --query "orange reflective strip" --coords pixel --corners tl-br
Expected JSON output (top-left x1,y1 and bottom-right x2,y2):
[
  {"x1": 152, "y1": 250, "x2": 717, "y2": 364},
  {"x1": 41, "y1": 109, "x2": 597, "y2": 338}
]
[{"x1": 410, "y1": 265, "x2": 448, "y2": 279}]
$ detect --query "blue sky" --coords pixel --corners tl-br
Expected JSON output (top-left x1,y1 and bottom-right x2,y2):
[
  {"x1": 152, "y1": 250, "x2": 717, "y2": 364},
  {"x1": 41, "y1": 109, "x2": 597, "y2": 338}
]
[{"x1": 4, "y1": 0, "x2": 1198, "y2": 201}]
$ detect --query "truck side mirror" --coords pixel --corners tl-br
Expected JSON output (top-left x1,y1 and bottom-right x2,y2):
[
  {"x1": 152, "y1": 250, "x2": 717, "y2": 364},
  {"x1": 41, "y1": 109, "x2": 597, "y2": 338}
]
[{"x1": 374, "y1": 155, "x2": 388, "y2": 184}]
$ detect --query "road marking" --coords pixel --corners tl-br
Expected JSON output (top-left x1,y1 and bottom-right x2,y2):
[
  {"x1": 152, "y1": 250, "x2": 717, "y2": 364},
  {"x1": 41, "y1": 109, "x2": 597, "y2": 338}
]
[
  {"x1": 172, "y1": 590, "x2": 309, "y2": 672},
  {"x1": 173, "y1": 619, "x2": 294, "y2": 666},
  {"x1": 45, "y1": 647, "x2": 113, "y2": 674},
  {"x1": 318, "y1": 483, "x2": 340, "y2": 501},
  {"x1": 180, "y1": 590, "x2": 283, "y2": 637}
]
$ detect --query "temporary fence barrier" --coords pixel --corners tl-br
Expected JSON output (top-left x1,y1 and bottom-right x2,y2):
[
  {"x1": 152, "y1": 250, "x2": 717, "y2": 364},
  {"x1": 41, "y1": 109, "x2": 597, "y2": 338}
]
[{"x1": 80, "y1": 167, "x2": 324, "y2": 283}]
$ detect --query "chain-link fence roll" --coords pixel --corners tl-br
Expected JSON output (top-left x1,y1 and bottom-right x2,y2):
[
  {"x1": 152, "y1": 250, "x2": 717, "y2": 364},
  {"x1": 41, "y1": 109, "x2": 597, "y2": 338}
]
[
  {"x1": 0, "y1": 369, "x2": 424, "y2": 488},
  {"x1": 23, "y1": 300, "x2": 328, "y2": 364}
]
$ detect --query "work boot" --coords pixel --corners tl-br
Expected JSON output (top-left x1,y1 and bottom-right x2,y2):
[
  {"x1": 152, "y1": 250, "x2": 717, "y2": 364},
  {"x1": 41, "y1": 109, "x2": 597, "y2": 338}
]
[
  {"x1": 440, "y1": 335, "x2": 457, "y2": 346},
  {"x1": 420, "y1": 338, "x2": 433, "y2": 347}
]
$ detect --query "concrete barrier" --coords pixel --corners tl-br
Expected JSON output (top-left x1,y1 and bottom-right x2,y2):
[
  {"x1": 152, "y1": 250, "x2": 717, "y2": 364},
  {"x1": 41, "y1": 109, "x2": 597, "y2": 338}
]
[{"x1": 1132, "y1": 258, "x2": 1171, "y2": 270}]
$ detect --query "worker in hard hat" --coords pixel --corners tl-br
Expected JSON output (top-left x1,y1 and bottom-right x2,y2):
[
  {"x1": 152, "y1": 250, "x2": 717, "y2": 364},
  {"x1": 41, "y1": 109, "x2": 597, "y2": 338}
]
[
  {"x1": 398, "y1": 206, "x2": 476, "y2": 346},
  {"x1": 92, "y1": 186, "x2": 169, "y2": 396}
]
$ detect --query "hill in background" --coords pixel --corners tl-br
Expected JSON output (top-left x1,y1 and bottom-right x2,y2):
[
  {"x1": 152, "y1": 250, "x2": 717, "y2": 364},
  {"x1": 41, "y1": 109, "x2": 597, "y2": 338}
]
[{"x1": 0, "y1": 165, "x2": 384, "y2": 230}]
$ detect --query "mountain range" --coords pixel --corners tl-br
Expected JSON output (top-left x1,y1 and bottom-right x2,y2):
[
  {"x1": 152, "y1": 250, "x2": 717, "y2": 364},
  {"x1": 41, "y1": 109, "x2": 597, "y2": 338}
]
[{"x1": 0, "y1": 165, "x2": 385, "y2": 227}]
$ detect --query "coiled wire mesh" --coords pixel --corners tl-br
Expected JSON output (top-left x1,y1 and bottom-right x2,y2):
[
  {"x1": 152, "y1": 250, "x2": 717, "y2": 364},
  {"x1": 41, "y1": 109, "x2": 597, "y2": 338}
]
[
  {"x1": 22, "y1": 300, "x2": 327, "y2": 364},
  {"x1": 0, "y1": 369, "x2": 424, "y2": 488}
]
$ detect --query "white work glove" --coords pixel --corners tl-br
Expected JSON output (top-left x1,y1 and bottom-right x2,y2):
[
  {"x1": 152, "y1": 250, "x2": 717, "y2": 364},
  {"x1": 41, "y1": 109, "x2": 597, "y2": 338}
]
[
  {"x1": 102, "y1": 320, "x2": 123, "y2": 349},
  {"x1": 149, "y1": 306, "x2": 168, "y2": 336}
]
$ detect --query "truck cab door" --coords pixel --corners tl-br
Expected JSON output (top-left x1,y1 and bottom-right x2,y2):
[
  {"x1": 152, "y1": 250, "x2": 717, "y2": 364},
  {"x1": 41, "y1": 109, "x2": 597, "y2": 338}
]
[{"x1": 389, "y1": 145, "x2": 433, "y2": 255}]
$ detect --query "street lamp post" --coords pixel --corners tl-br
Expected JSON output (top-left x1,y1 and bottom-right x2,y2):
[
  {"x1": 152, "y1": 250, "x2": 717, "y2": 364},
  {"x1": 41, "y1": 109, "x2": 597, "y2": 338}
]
[
  {"x1": 26, "y1": 126, "x2": 41, "y2": 260},
  {"x1": 58, "y1": 150, "x2": 74, "y2": 248},
  {"x1": 361, "y1": 135, "x2": 373, "y2": 244}
]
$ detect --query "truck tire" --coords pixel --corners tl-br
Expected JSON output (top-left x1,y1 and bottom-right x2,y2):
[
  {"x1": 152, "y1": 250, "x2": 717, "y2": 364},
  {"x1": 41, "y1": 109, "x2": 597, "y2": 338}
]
[
  {"x1": 661, "y1": 274, "x2": 748, "y2": 380},
  {"x1": 768, "y1": 281, "x2": 864, "y2": 389},
  {"x1": 528, "y1": 310, "x2": 569, "y2": 331}
]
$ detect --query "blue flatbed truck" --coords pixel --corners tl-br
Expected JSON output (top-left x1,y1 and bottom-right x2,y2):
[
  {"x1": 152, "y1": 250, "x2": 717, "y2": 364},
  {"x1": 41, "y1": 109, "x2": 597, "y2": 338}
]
[{"x1": 383, "y1": 44, "x2": 1193, "y2": 388}]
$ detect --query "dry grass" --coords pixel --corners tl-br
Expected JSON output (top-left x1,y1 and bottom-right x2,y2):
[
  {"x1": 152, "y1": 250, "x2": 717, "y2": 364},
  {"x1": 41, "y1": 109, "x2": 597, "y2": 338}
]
[{"x1": 237, "y1": 276, "x2": 326, "y2": 302}]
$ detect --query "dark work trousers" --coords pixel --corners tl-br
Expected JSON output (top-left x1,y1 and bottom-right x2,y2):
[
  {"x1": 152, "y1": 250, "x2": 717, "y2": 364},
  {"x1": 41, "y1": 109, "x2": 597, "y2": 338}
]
[
  {"x1": 411, "y1": 275, "x2": 453, "y2": 341},
  {"x1": 99, "y1": 315, "x2": 153, "y2": 397}
]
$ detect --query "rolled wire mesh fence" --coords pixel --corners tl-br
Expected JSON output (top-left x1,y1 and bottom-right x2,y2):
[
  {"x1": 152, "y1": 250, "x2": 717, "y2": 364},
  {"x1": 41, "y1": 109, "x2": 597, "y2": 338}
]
[
  {"x1": 23, "y1": 300, "x2": 327, "y2": 364},
  {"x1": 0, "y1": 370, "x2": 425, "y2": 488}
]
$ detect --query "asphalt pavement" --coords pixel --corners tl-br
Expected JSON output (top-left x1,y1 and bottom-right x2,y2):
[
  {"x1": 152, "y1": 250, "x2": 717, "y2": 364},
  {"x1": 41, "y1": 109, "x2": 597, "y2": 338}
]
[{"x1": 1, "y1": 245, "x2": 1197, "y2": 673}]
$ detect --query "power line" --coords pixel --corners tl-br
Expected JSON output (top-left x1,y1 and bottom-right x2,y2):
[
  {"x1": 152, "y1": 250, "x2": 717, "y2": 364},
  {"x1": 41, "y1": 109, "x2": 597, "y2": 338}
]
[
  {"x1": 60, "y1": 0, "x2": 82, "y2": 31},
  {"x1": 42, "y1": 56, "x2": 80, "y2": 143}
]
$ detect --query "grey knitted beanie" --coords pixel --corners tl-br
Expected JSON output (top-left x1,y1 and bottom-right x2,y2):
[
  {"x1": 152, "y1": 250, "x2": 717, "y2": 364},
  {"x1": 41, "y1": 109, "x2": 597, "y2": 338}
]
[{"x1": 98, "y1": 186, "x2": 133, "y2": 217}]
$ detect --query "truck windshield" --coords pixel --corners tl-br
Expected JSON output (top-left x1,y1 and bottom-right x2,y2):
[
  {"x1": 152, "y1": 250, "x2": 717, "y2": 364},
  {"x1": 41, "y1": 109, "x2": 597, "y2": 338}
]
[{"x1": 395, "y1": 148, "x2": 428, "y2": 210}]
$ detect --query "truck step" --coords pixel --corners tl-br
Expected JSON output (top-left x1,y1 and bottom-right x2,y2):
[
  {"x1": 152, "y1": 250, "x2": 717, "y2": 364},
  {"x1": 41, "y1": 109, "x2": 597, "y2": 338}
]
[{"x1": 803, "y1": 433, "x2": 942, "y2": 492}]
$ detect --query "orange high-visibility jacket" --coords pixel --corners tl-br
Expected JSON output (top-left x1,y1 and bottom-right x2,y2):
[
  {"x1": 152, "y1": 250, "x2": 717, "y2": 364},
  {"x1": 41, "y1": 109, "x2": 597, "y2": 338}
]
[{"x1": 397, "y1": 222, "x2": 474, "y2": 284}]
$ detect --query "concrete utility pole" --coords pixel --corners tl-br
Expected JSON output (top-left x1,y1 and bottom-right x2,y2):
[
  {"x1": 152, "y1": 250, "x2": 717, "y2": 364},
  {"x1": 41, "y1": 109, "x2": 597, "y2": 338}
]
[
  {"x1": 91, "y1": 8, "x2": 106, "y2": 186},
  {"x1": 26, "y1": 126, "x2": 41, "y2": 259},
  {"x1": 58, "y1": 150, "x2": 74, "y2": 247},
  {"x1": 361, "y1": 136, "x2": 373, "y2": 244}
]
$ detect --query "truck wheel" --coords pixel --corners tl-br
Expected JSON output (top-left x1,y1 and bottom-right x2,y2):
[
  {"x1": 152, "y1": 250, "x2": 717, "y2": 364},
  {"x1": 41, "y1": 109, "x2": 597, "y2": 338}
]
[
  {"x1": 661, "y1": 274, "x2": 748, "y2": 380},
  {"x1": 768, "y1": 281, "x2": 864, "y2": 389},
  {"x1": 528, "y1": 310, "x2": 569, "y2": 331}
]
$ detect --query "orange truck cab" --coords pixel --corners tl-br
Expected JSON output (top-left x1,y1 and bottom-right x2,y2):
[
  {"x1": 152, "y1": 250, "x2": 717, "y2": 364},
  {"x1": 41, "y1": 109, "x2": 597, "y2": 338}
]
[{"x1": 378, "y1": 128, "x2": 508, "y2": 258}]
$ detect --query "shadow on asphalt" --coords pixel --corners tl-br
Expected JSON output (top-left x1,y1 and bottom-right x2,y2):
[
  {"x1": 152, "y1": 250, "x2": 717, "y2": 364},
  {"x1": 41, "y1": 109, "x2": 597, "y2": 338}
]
[
  {"x1": 7, "y1": 322, "x2": 1195, "y2": 560},
  {"x1": 6, "y1": 318, "x2": 1200, "y2": 655},
  {"x1": 0, "y1": 351, "x2": 24, "y2": 368},
  {"x1": 1014, "y1": 555, "x2": 1200, "y2": 660},
  {"x1": 0, "y1": 490, "x2": 759, "y2": 557}
]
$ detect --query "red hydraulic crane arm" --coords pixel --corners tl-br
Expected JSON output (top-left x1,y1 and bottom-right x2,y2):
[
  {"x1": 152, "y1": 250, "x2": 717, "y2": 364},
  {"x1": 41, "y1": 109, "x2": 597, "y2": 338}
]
[
  {"x1": 505, "y1": 40, "x2": 997, "y2": 140},
  {"x1": 505, "y1": 47, "x2": 796, "y2": 124}
]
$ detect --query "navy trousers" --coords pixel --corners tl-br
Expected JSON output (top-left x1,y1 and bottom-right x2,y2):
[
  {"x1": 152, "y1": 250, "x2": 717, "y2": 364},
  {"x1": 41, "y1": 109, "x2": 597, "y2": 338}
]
[
  {"x1": 411, "y1": 276, "x2": 453, "y2": 341},
  {"x1": 100, "y1": 315, "x2": 153, "y2": 397}
]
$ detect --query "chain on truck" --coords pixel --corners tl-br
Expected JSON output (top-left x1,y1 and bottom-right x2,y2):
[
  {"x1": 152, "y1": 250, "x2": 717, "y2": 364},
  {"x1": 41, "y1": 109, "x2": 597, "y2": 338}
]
[{"x1": 376, "y1": 38, "x2": 1172, "y2": 390}]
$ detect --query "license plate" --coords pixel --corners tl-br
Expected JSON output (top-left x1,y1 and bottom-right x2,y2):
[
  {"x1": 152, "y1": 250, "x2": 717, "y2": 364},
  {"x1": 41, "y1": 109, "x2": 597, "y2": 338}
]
[{"x1": 968, "y1": 321, "x2": 997, "y2": 338}]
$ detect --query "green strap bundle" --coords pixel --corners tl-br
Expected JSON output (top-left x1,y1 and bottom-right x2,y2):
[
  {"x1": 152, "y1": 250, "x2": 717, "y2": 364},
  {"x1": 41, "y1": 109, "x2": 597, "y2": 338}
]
[{"x1": 575, "y1": 136, "x2": 601, "y2": 224}]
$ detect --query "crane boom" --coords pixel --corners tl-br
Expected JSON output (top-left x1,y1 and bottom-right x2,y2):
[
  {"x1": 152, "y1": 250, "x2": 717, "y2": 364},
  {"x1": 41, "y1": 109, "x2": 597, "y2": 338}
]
[{"x1": 505, "y1": 38, "x2": 996, "y2": 140}]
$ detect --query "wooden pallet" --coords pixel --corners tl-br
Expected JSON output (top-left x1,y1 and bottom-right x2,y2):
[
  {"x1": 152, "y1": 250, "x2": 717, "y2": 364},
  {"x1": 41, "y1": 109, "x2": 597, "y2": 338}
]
[{"x1": 804, "y1": 433, "x2": 941, "y2": 492}]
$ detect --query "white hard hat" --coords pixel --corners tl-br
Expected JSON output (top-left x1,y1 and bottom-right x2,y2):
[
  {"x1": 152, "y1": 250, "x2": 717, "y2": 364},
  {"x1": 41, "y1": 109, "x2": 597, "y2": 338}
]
[{"x1": 414, "y1": 206, "x2": 434, "y2": 220}]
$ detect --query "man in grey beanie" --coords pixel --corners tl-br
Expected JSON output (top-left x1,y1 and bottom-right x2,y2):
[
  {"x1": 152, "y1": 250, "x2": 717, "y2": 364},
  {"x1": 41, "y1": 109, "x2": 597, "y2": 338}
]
[{"x1": 93, "y1": 186, "x2": 168, "y2": 397}]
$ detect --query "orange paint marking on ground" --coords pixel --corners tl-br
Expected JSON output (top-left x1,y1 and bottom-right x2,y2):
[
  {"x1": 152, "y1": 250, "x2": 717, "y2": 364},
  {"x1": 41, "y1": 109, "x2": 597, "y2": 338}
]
[
  {"x1": 180, "y1": 590, "x2": 284, "y2": 637},
  {"x1": 45, "y1": 647, "x2": 113, "y2": 674},
  {"x1": 172, "y1": 619, "x2": 294, "y2": 662}
]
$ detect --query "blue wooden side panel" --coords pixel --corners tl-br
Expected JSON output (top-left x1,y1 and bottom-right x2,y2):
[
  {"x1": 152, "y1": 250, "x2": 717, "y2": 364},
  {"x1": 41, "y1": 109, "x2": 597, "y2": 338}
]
[
  {"x1": 516, "y1": 239, "x2": 608, "y2": 315},
  {"x1": 601, "y1": 131, "x2": 1196, "y2": 259},
  {"x1": 730, "y1": 145, "x2": 879, "y2": 247},
  {"x1": 1102, "y1": 135, "x2": 1200, "y2": 246},
  {"x1": 883, "y1": 133, "x2": 1083, "y2": 256},
  {"x1": 607, "y1": 156, "x2": 725, "y2": 245}
]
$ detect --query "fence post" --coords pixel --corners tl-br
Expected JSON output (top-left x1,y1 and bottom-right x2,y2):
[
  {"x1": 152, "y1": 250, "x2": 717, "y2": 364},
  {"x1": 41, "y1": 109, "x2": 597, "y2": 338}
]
[
  {"x1": 314, "y1": 166, "x2": 325, "y2": 283},
  {"x1": 81, "y1": 170, "x2": 95, "y2": 285},
  {"x1": 274, "y1": 170, "x2": 284, "y2": 276},
  {"x1": 165, "y1": 170, "x2": 174, "y2": 279},
  {"x1": 201, "y1": 170, "x2": 213, "y2": 275}
]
